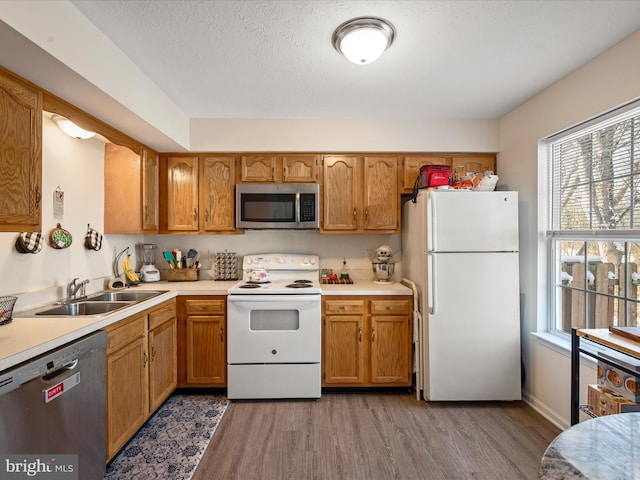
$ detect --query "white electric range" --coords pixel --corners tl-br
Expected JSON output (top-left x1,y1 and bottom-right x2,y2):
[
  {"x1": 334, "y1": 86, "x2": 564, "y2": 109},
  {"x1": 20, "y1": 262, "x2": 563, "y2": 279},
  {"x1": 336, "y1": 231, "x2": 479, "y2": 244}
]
[{"x1": 226, "y1": 253, "x2": 321, "y2": 399}]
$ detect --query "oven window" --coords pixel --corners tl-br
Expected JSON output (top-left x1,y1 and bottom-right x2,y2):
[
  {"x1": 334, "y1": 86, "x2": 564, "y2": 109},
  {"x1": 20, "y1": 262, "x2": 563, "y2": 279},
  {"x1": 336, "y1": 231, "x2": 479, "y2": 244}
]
[
  {"x1": 241, "y1": 193, "x2": 295, "y2": 222},
  {"x1": 250, "y1": 310, "x2": 300, "y2": 330}
]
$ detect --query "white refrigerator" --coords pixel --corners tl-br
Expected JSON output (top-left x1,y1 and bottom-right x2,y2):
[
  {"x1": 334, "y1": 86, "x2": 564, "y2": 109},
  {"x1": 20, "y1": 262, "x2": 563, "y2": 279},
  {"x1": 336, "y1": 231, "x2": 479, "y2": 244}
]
[{"x1": 402, "y1": 189, "x2": 521, "y2": 401}]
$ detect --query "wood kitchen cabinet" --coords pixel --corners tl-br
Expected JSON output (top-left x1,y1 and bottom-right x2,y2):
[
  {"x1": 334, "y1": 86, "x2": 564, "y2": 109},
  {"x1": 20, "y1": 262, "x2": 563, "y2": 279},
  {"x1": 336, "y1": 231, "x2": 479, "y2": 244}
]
[
  {"x1": 322, "y1": 296, "x2": 412, "y2": 387},
  {"x1": 105, "y1": 144, "x2": 160, "y2": 233},
  {"x1": 141, "y1": 147, "x2": 160, "y2": 232},
  {"x1": 451, "y1": 154, "x2": 496, "y2": 182},
  {"x1": 321, "y1": 155, "x2": 399, "y2": 234},
  {"x1": 401, "y1": 155, "x2": 451, "y2": 193},
  {"x1": 147, "y1": 300, "x2": 178, "y2": 412},
  {"x1": 105, "y1": 313, "x2": 147, "y2": 461},
  {"x1": 200, "y1": 156, "x2": 237, "y2": 232},
  {"x1": 160, "y1": 155, "x2": 238, "y2": 233},
  {"x1": 105, "y1": 299, "x2": 177, "y2": 461},
  {"x1": 164, "y1": 156, "x2": 199, "y2": 231},
  {"x1": 239, "y1": 154, "x2": 318, "y2": 183},
  {"x1": 176, "y1": 296, "x2": 227, "y2": 386},
  {"x1": 400, "y1": 153, "x2": 496, "y2": 193},
  {"x1": 0, "y1": 67, "x2": 42, "y2": 232}
]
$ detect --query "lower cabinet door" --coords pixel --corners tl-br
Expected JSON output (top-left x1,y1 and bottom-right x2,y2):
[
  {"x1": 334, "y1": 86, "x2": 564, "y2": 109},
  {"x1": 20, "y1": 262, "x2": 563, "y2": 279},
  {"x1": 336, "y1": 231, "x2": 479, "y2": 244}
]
[
  {"x1": 323, "y1": 314, "x2": 364, "y2": 385},
  {"x1": 370, "y1": 315, "x2": 411, "y2": 384},
  {"x1": 106, "y1": 337, "x2": 148, "y2": 461},
  {"x1": 186, "y1": 315, "x2": 226, "y2": 385},
  {"x1": 149, "y1": 318, "x2": 177, "y2": 412}
]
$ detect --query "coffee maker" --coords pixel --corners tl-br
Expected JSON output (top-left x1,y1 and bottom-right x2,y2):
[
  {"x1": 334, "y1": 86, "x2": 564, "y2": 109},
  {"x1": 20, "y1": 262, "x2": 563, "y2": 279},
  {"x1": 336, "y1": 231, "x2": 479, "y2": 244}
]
[{"x1": 139, "y1": 244, "x2": 160, "y2": 282}]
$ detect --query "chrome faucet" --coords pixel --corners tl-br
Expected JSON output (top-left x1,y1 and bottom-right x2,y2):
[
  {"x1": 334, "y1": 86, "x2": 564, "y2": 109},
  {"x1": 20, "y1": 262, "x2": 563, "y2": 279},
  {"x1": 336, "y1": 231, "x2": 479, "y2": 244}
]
[{"x1": 67, "y1": 278, "x2": 90, "y2": 301}]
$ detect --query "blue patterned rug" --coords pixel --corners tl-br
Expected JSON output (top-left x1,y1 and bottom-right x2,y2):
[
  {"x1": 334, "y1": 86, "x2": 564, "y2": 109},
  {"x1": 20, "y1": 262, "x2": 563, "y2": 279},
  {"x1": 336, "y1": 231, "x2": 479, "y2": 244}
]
[{"x1": 104, "y1": 393, "x2": 228, "y2": 480}]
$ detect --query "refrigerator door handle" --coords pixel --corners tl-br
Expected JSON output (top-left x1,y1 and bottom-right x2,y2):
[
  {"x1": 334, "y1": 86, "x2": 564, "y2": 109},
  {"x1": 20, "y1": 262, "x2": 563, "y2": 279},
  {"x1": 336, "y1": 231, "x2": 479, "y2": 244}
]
[{"x1": 428, "y1": 252, "x2": 435, "y2": 314}]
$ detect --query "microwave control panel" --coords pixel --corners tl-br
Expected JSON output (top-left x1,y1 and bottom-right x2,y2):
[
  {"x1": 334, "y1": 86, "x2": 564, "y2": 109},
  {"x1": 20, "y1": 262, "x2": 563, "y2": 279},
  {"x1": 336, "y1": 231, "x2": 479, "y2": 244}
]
[{"x1": 300, "y1": 194, "x2": 317, "y2": 221}]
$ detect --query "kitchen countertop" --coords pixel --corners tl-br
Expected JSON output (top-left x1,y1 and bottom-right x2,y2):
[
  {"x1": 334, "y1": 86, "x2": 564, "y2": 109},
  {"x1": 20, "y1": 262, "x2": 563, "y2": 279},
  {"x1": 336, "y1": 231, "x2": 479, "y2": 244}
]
[{"x1": 1, "y1": 279, "x2": 411, "y2": 373}]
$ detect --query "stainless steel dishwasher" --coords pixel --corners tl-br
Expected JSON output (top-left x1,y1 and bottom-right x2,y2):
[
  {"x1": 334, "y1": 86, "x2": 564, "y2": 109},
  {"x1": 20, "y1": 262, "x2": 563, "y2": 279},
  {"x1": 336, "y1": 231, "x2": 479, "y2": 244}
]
[{"x1": 0, "y1": 330, "x2": 107, "y2": 480}]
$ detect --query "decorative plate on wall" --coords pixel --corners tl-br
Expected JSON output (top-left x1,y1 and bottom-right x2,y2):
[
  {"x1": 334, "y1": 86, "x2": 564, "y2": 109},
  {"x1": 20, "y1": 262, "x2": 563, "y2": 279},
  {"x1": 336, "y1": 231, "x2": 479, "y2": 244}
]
[{"x1": 48, "y1": 223, "x2": 72, "y2": 249}]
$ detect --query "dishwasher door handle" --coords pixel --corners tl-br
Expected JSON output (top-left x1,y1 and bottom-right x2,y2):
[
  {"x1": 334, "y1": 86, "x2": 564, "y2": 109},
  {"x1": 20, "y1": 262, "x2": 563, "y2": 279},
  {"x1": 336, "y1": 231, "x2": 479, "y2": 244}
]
[{"x1": 42, "y1": 359, "x2": 79, "y2": 382}]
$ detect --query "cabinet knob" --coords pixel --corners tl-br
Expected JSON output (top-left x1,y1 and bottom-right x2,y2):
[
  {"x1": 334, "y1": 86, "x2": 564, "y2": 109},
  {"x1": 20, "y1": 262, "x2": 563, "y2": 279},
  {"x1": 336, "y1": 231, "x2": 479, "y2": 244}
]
[
  {"x1": 359, "y1": 326, "x2": 363, "y2": 342},
  {"x1": 220, "y1": 326, "x2": 224, "y2": 343},
  {"x1": 372, "y1": 326, "x2": 376, "y2": 342}
]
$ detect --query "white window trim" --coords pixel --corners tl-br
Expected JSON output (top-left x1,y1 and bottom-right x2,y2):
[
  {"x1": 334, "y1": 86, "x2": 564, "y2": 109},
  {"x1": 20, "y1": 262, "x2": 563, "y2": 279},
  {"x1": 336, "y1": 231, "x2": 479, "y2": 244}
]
[{"x1": 538, "y1": 97, "x2": 640, "y2": 342}]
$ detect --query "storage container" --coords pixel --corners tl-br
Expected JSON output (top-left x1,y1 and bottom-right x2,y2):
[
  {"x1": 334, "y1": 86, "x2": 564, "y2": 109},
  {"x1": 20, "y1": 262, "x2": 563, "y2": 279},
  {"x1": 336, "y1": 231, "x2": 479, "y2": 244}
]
[
  {"x1": 597, "y1": 350, "x2": 640, "y2": 402},
  {"x1": 587, "y1": 384, "x2": 640, "y2": 416}
]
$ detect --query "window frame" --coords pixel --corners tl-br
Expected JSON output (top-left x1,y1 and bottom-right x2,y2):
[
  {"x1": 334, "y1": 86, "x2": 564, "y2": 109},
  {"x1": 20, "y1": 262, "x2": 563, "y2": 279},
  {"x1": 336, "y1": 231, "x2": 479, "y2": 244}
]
[{"x1": 544, "y1": 99, "x2": 640, "y2": 336}]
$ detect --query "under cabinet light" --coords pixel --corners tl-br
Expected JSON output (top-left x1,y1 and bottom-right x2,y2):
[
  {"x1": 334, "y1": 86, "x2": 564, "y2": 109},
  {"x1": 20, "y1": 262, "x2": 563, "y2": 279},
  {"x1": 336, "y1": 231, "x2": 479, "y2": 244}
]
[{"x1": 51, "y1": 114, "x2": 96, "y2": 140}]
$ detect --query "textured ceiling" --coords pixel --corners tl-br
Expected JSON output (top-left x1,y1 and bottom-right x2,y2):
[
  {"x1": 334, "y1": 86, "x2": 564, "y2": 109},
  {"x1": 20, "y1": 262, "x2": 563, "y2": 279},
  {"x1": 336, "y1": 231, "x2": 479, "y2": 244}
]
[{"x1": 68, "y1": 0, "x2": 640, "y2": 121}]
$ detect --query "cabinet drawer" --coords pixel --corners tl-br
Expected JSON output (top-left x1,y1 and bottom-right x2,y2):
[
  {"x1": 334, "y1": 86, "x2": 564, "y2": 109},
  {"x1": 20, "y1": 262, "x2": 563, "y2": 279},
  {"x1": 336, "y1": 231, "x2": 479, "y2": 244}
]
[
  {"x1": 148, "y1": 299, "x2": 176, "y2": 330},
  {"x1": 106, "y1": 314, "x2": 146, "y2": 354},
  {"x1": 371, "y1": 299, "x2": 410, "y2": 315},
  {"x1": 186, "y1": 299, "x2": 226, "y2": 315},
  {"x1": 324, "y1": 300, "x2": 365, "y2": 314}
]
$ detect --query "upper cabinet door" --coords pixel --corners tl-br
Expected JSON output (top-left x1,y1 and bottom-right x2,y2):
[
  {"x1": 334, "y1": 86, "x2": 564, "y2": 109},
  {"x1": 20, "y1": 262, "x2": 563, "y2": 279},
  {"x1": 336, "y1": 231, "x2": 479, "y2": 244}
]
[
  {"x1": 451, "y1": 154, "x2": 496, "y2": 182},
  {"x1": 200, "y1": 156, "x2": 237, "y2": 232},
  {"x1": 141, "y1": 147, "x2": 159, "y2": 232},
  {"x1": 240, "y1": 155, "x2": 277, "y2": 182},
  {"x1": 0, "y1": 69, "x2": 42, "y2": 232},
  {"x1": 282, "y1": 155, "x2": 318, "y2": 183},
  {"x1": 166, "y1": 156, "x2": 199, "y2": 231},
  {"x1": 401, "y1": 155, "x2": 451, "y2": 193},
  {"x1": 363, "y1": 156, "x2": 399, "y2": 232},
  {"x1": 322, "y1": 156, "x2": 359, "y2": 232}
]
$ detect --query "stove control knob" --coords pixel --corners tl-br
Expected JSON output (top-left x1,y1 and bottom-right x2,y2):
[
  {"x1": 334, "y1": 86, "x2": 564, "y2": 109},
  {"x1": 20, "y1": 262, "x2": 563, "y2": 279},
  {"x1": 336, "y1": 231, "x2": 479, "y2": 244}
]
[
  {"x1": 309, "y1": 257, "x2": 317, "y2": 265},
  {"x1": 275, "y1": 256, "x2": 285, "y2": 264},
  {"x1": 303, "y1": 257, "x2": 310, "y2": 265}
]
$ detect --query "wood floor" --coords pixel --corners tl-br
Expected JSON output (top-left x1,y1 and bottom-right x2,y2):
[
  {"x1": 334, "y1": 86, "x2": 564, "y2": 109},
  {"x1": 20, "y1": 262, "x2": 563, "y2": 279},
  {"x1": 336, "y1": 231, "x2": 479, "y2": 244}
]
[{"x1": 192, "y1": 392, "x2": 560, "y2": 480}]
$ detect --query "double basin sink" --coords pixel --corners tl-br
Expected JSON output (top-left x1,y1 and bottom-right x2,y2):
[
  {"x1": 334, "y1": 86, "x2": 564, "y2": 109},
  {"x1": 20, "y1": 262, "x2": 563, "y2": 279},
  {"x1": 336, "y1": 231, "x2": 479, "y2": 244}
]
[{"x1": 30, "y1": 290, "x2": 168, "y2": 317}]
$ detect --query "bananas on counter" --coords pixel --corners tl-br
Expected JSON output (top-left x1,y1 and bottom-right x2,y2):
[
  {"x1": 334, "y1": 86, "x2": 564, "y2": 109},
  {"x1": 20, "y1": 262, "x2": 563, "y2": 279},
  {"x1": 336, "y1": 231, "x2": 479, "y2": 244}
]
[{"x1": 122, "y1": 254, "x2": 139, "y2": 283}]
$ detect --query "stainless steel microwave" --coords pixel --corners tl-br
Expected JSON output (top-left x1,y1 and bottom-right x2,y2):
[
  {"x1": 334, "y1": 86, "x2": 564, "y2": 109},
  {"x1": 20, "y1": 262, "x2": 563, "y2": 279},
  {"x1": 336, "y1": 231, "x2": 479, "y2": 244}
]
[{"x1": 236, "y1": 183, "x2": 320, "y2": 229}]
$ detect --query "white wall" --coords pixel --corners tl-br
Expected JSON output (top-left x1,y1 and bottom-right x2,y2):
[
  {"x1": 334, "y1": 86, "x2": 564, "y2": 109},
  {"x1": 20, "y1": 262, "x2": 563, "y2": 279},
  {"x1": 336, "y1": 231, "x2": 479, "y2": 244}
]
[
  {"x1": 144, "y1": 230, "x2": 402, "y2": 282},
  {"x1": 0, "y1": 114, "x2": 141, "y2": 312},
  {"x1": 190, "y1": 118, "x2": 499, "y2": 152},
  {"x1": 498, "y1": 31, "x2": 640, "y2": 428}
]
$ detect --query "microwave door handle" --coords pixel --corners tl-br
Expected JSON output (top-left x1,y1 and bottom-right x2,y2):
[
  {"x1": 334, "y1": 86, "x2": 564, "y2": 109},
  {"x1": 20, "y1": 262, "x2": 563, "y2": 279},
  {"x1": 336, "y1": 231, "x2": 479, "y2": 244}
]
[{"x1": 295, "y1": 192, "x2": 301, "y2": 225}]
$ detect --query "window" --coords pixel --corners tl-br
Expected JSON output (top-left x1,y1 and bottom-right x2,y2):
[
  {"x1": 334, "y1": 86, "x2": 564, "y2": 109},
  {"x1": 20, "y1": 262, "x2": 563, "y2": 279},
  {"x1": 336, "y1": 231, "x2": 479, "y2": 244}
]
[{"x1": 547, "y1": 102, "x2": 640, "y2": 334}]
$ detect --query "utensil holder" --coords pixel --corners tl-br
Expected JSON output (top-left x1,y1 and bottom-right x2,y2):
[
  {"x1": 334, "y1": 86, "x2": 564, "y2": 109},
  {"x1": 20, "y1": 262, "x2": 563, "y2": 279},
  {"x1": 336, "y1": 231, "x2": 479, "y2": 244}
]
[{"x1": 163, "y1": 269, "x2": 198, "y2": 282}]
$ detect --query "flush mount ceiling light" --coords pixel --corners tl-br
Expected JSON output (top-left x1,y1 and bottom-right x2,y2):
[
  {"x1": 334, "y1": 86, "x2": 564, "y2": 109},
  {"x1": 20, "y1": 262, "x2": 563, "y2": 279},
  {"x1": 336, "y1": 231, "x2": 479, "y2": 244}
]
[
  {"x1": 332, "y1": 17, "x2": 395, "y2": 65},
  {"x1": 51, "y1": 114, "x2": 96, "y2": 140}
]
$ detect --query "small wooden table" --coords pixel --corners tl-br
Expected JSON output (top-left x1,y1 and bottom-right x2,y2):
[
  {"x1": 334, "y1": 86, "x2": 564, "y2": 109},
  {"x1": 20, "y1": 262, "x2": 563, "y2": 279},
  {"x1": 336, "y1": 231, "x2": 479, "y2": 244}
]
[{"x1": 538, "y1": 412, "x2": 640, "y2": 479}]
